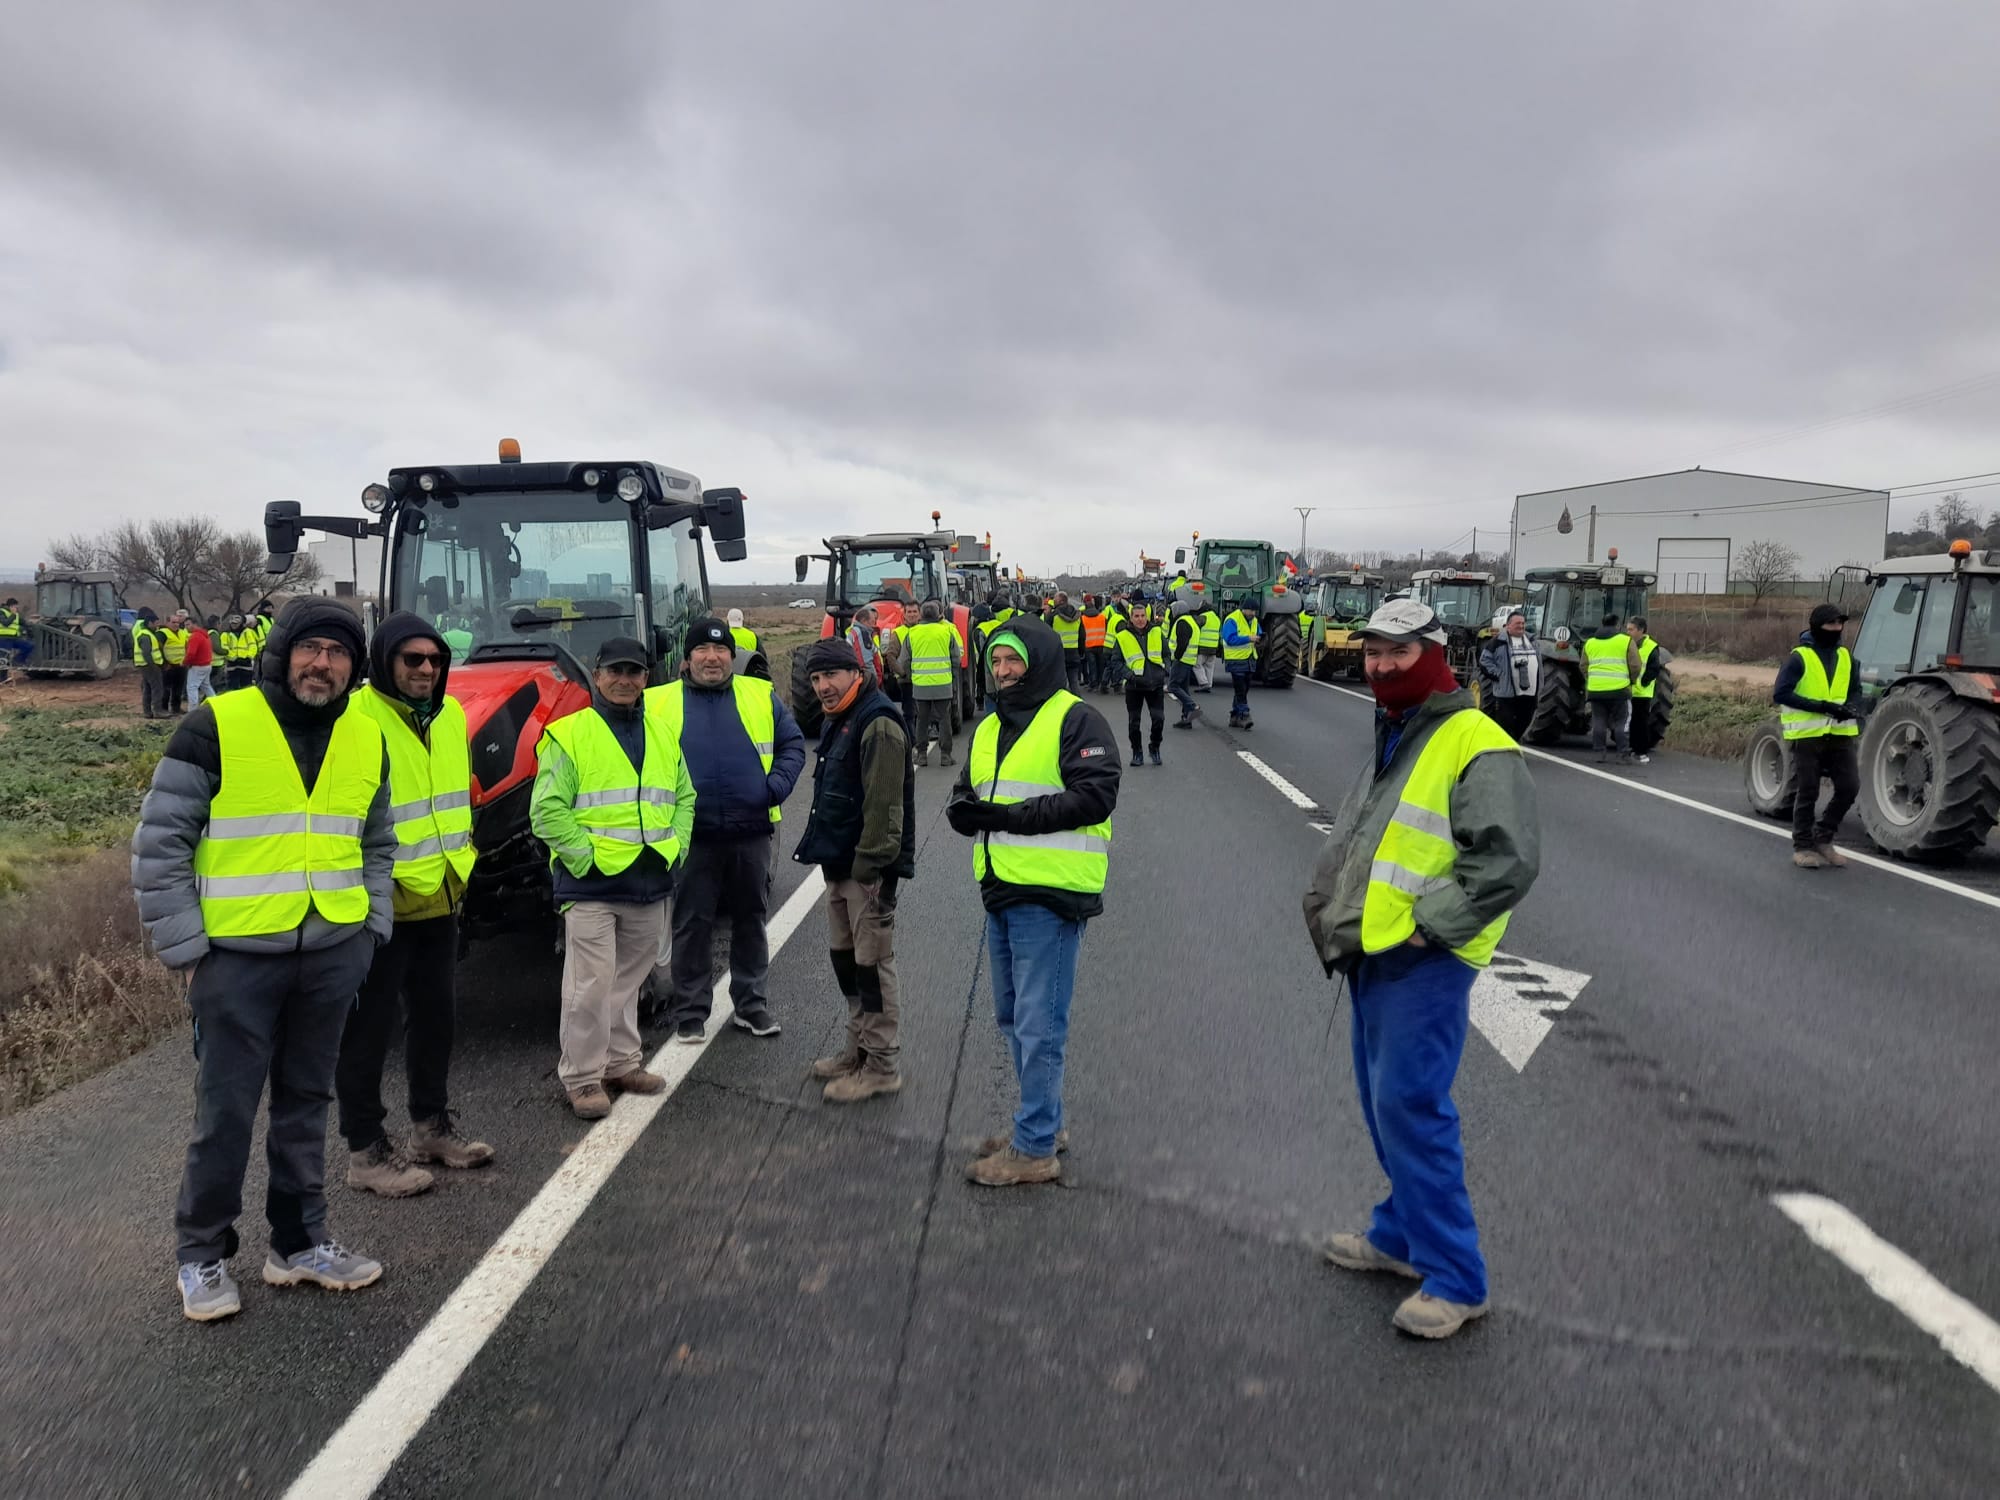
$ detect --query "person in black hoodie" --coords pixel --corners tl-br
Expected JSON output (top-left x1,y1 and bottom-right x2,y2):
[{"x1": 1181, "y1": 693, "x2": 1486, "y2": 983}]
[
  {"x1": 1772, "y1": 603, "x2": 1865, "y2": 869},
  {"x1": 132, "y1": 596, "x2": 396, "y2": 1321},
  {"x1": 1112, "y1": 601, "x2": 1169, "y2": 766},
  {"x1": 793, "y1": 638, "x2": 915, "y2": 1102},
  {"x1": 946, "y1": 615, "x2": 1121, "y2": 1187}
]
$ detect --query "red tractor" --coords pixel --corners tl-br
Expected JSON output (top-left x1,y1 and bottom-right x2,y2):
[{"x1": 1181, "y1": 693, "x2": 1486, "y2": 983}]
[
  {"x1": 790, "y1": 522, "x2": 975, "y2": 736},
  {"x1": 262, "y1": 439, "x2": 748, "y2": 935}
]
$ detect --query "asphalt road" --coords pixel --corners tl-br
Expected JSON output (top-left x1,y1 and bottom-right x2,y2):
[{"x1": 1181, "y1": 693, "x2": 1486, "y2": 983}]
[{"x1": 2, "y1": 677, "x2": 1997, "y2": 1498}]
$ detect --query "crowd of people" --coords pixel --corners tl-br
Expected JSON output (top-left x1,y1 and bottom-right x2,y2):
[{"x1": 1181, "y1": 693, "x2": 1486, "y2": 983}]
[{"x1": 130, "y1": 601, "x2": 275, "y2": 718}]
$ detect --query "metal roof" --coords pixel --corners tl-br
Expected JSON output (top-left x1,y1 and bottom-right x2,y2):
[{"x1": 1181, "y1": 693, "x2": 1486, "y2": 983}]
[
  {"x1": 823, "y1": 532, "x2": 955, "y2": 548},
  {"x1": 1869, "y1": 553, "x2": 2000, "y2": 575}
]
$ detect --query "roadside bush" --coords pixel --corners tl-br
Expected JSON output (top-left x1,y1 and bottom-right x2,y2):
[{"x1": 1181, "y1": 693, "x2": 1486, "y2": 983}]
[
  {"x1": 1650, "y1": 609, "x2": 1799, "y2": 664},
  {"x1": 1665, "y1": 681, "x2": 1772, "y2": 762}
]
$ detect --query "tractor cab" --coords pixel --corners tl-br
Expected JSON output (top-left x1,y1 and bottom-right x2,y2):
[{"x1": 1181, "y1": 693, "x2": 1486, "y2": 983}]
[
  {"x1": 1307, "y1": 571, "x2": 1388, "y2": 681},
  {"x1": 263, "y1": 439, "x2": 749, "y2": 933},
  {"x1": 1409, "y1": 569, "x2": 1496, "y2": 629},
  {"x1": 1173, "y1": 536, "x2": 1306, "y2": 687},
  {"x1": 1502, "y1": 561, "x2": 1661, "y2": 743},
  {"x1": 18, "y1": 566, "x2": 127, "y2": 679}
]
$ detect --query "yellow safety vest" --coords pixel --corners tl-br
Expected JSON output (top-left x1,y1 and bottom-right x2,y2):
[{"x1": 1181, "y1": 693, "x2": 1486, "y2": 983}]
[
  {"x1": 904, "y1": 620, "x2": 959, "y2": 691},
  {"x1": 131, "y1": 624, "x2": 158, "y2": 665},
  {"x1": 968, "y1": 691, "x2": 1111, "y2": 893},
  {"x1": 730, "y1": 626, "x2": 758, "y2": 654},
  {"x1": 1117, "y1": 624, "x2": 1165, "y2": 674},
  {"x1": 1174, "y1": 617, "x2": 1202, "y2": 666},
  {"x1": 231, "y1": 629, "x2": 261, "y2": 664},
  {"x1": 1223, "y1": 611, "x2": 1260, "y2": 663},
  {"x1": 160, "y1": 627, "x2": 189, "y2": 665},
  {"x1": 1781, "y1": 647, "x2": 1859, "y2": 740},
  {"x1": 1362, "y1": 709, "x2": 1519, "y2": 967},
  {"x1": 353, "y1": 689, "x2": 476, "y2": 893},
  {"x1": 646, "y1": 677, "x2": 782, "y2": 825},
  {"x1": 1581, "y1": 634, "x2": 1631, "y2": 694},
  {"x1": 540, "y1": 707, "x2": 685, "y2": 872},
  {"x1": 977, "y1": 618, "x2": 1002, "y2": 641},
  {"x1": 0, "y1": 607, "x2": 19, "y2": 639},
  {"x1": 1198, "y1": 611, "x2": 1222, "y2": 651},
  {"x1": 1052, "y1": 613, "x2": 1083, "y2": 650},
  {"x1": 1631, "y1": 638, "x2": 1658, "y2": 701},
  {"x1": 192, "y1": 690, "x2": 382, "y2": 935}
]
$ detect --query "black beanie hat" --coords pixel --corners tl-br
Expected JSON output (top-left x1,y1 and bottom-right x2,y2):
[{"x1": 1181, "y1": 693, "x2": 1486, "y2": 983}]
[{"x1": 805, "y1": 639, "x2": 862, "y2": 676}]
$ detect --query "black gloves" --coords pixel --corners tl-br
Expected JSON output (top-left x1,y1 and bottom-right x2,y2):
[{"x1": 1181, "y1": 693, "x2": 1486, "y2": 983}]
[{"x1": 951, "y1": 799, "x2": 1012, "y2": 833}]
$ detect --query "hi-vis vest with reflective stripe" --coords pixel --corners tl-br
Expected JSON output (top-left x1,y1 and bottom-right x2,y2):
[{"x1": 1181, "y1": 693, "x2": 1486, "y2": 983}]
[
  {"x1": 646, "y1": 676, "x2": 783, "y2": 825},
  {"x1": 0, "y1": 606, "x2": 19, "y2": 638},
  {"x1": 353, "y1": 689, "x2": 475, "y2": 893},
  {"x1": 193, "y1": 690, "x2": 383, "y2": 935},
  {"x1": 160, "y1": 627, "x2": 188, "y2": 665},
  {"x1": 540, "y1": 708, "x2": 684, "y2": 872},
  {"x1": 1363, "y1": 709, "x2": 1518, "y2": 968},
  {"x1": 1080, "y1": 612, "x2": 1109, "y2": 648},
  {"x1": 905, "y1": 620, "x2": 958, "y2": 689},
  {"x1": 968, "y1": 690, "x2": 1112, "y2": 894},
  {"x1": 1198, "y1": 611, "x2": 1222, "y2": 651},
  {"x1": 1631, "y1": 637, "x2": 1658, "y2": 700},
  {"x1": 1782, "y1": 646, "x2": 1858, "y2": 740},
  {"x1": 1052, "y1": 613, "x2": 1082, "y2": 649},
  {"x1": 229, "y1": 628, "x2": 260, "y2": 663},
  {"x1": 1223, "y1": 610, "x2": 1259, "y2": 662},
  {"x1": 1174, "y1": 617, "x2": 1201, "y2": 666},
  {"x1": 1117, "y1": 624, "x2": 1165, "y2": 673},
  {"x1": 131, "y1": 624, "x2": 158, "y2": 665},
  {"x1": 1581, "y1": 634, "x2": 1631, "y2": 694},
  {"x1": 730, "y1": 625, "x2": 758, "y2": 653}
]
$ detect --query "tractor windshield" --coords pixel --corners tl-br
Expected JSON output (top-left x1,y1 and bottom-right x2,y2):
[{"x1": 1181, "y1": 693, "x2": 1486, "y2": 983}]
[
  {"x1": 1324, "y1": 584, "x2": 1376, "y2": 621},
  {"x1": 1964, "y1": 577, "x2": 2000, "y2": 667},
  {"x1": 1204, "y1": 546, "x2": 1267, "y2": 590},
  {"x1": 841, "y1": 548, "x2": 939, "y2": 608},
  {"x1": 391, "y1": 493, "x2": 677, "y2": 665},
  {"x1": 1427, "y1": 583, "x2": 1490, "y2": 626},
  {"x1": 1521, "y1": 580, "x2": 1652, "y2": 638}
]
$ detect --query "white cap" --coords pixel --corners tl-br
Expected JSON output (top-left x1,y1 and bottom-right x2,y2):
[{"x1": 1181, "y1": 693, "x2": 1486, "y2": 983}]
[
  {"x1": 727, "y1": 608, "x2": 745, "y2": 627},
  {"x1": 1356, "y1": 598, "x2": 1447, "y2": 646}
]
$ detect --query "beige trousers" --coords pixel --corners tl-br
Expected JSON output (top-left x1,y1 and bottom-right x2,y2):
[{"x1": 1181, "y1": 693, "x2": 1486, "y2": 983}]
[
  {"x1": 559, "y1": 899, "x2": 670, "y2": 1089},
  {"x1": 824, "y1": 874, "x2": 900, "y2": 1071}
]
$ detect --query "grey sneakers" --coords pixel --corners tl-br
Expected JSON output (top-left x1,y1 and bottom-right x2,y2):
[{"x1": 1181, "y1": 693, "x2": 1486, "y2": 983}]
[
  {"x1": 1321, "y1": 1231, "x2": 1419, "y2": 1280},
  {"x1": 1393, "y1": 1290, "x2": 1489, "y2": 1339},
  {"x1": 346, "y1": 1138, "x2": 435, "y2": 1198},
  {"x1": 263, "y1": 1241, "x2": 384, "y2": 1293},
  {"x1": 177, "y1": 1260, "x2": 241, "y2": 1322}
]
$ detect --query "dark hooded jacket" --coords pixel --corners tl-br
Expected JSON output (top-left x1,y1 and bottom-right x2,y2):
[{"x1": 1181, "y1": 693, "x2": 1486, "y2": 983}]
[
  {"x1": 131, "y1": 597, "x2": 395, "y2": 968},
  {"x1": 947, "y1": 614, "x2": 1122, "y2": 921},
  {"x1": 1772, "y1": 629, "x2": 1864, "y2": 720},
  {"x1": 366, "y1": 612, "x2": 466, "y2": 920}
]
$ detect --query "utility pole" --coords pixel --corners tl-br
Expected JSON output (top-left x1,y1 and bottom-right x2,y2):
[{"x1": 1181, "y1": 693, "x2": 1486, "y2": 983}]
[
  {"x1": 1294, "y1": 506, "x2": 1317, "y2": 562},
  {"x1": 1587, "y1": 505, "x2": 1597, "y2": 563}
]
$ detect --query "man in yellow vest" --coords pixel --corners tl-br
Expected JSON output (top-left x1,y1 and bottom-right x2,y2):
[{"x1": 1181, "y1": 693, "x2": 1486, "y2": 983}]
[
  {"x1": 1773, "y1": 603, "x2": 1863, "y2": 869},
  {"x1": 905, "y1": 599, "x2": 963, "y2": 767},
  {"x1": 1580, "y1": 612, "x2": 1642, "y2": 763},
  {"x1": 946, "y1": 615, "x2": 1121, "y2": 1186},
  {"x1": 0, "y1": 595, "x2": 21, "y2": 684},
  {"x1": 1221, "y1": 595, "x2": 1261, "y2": 729},
  {"x1": 1303, "y1": 599, "x2": 1540, "y2": 1339},
  {"x1": 133, "y1": 599, "x2": 396, "y2": 1322},
  {"x1": 1113, "y1": 601, "x2": 1169, "y2": 765},
  {"x1": 647, "y1": 618, "x2": 806, "y2": 1043},
  {"x1": 532, "y1": 637, "x2": 696, "y2": 1120},
  {"x1": 725, "y1": 607, "x2": 762, "y2": 659},
  {"x1": 1050, "y1": 591, "x2": 1085, "y2": 691},
  {"x1": 1626, "y1": 616, "x2": 1668, "y2": 763},
  {"x1": 1167, "y1": 598, "x2": 1203, "y2": 727},
  {"x1": 333, "y1": 613, "x2": 493, "y2": 1199},
  {"x1": 131, "y1": 607, "x2": 166, "y2": 718},
  {"x1": 159, "y1": 609, "x2": 191, "y2": 715},
  {"x1": 1196, "y1": 596, "x2": 1223, "y2": 692}
]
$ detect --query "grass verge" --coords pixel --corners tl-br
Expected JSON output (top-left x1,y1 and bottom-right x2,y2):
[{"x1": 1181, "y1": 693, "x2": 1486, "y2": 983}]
[{"x1": 1667, "y1": 679, "x2": 1773, "y2": 762}]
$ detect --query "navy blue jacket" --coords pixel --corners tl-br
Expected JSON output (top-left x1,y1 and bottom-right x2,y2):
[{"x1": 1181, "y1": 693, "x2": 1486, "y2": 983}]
[
  {"x1": 1772, "y1": 633, "x2": 1865, "y2": 719},
  {"x1": 679, "y1": 679, "x2": 807, "y2": 840}
]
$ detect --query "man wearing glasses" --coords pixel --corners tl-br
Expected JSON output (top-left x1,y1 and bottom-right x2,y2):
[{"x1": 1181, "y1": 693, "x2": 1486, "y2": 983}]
[
  {"x1": 133, "y1": 599, "x2": 397, "y2": 1322},
  {"x1": 532, "y1": 638, "x2": 696, "y2": 1119},
  {"x1": 334, "y1": 613, "x2": 494, "y2": 1198}
]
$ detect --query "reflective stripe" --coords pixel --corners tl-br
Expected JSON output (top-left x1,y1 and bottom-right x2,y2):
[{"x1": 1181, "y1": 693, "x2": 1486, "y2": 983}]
[
  {"x1": 395, "y1": 829, "x2": 473, "y2": 860},
  {"x1": 573, "y1": 787, "x2": 679, "y2": 809},
  {"x1": 198, "y1": 870, "x2": 312, "y2": 898},
  {"x1": 392, "y1": 788, "x2": 471, "y2": 820},
  {"x1": 1783, "y1": 713, "x2": 1842, "y2": 735},
  {"x1": 583, "y1": 825, "x2": 680, "y2": 845},
  {"x1": 307, "y1": 867, "x2": 367, "y2": 891},
  {"x1": 312, "y1": 814, "x2": 366, "y2": 838},
  {"x1": 1368, "y1": 859, "x2": 1456, "y2": 897},
  {"x1": 206, "y1": 813, "x2": 310, "y2": 839},
  {"x1": 752, "y1": 740, "x2": 775, "y2": 755},
  {"x1": 988, "y1": 830, "x2": 1113, "y2": 855},
  {"x1": 988, "y1": 777, "x2": 1062, "y2": 799},
  {"x1": 1390, "y1": 804, "x2": 1454, "y2": 842}
]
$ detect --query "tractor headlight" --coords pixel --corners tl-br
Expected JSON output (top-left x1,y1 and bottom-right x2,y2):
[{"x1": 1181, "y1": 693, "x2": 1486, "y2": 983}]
[
  {"x1": 360, "y1": 483, "x2": 390, "y2": 513},
  {"x1": 418, "y1": 473, "x2": 438, "y2": 493},
  {"x1": 582, "y1": 468, "x2": 602, "y2": 487},
  {"x1": 616, "y1": 473, "x2": 644, "y2": 502}
]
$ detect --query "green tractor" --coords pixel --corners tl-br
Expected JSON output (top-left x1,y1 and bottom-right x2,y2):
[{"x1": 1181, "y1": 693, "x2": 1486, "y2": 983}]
[
  {"x1": 1307, "y1": 571, "x2": 1387, "y2": 681},
  {"x1": 1743, "y1": 548, "x2": 2000, "y2": 860},
  {"x1": 1500, "y1": 560, "x2": 1671, "y2": 745},
  {"x1": 1171, "y1": 537, "x2": 1306, "y2": 687}
]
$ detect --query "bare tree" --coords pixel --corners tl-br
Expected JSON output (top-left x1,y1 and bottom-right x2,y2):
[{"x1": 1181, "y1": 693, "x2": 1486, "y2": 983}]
[
  {"x1": 1932, "y1": 491, "x2": 1978, "y2": 540},
  {"x1": 195, "y1": 530, "x2": 279, "y2": 615},
  {"x1": 1736, "y1": 538, "x2": 1802, "y2": 603},
  {"x1": 45, "y1": 533, "x2": 102, "y2": 572}
]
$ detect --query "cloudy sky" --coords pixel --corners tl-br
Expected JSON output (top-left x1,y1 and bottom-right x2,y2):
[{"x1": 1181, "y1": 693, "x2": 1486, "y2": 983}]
[{"x1": 4, "y1": 0, "x2": 1999, "y2": 581}]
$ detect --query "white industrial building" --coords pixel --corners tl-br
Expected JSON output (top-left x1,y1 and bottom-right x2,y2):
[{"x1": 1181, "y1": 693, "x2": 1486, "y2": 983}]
[{"x1": 1510, "y1": 469, "x2": 1889, "y2": 596}]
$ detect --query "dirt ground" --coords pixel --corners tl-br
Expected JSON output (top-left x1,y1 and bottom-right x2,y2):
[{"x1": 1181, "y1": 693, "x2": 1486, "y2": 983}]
[
  {"x1": 0, "y1": 673, "x2": 143, "y2": 713},
  {"x1": 1672, "y1": 656, "x2": 1776, "y2": 690}
]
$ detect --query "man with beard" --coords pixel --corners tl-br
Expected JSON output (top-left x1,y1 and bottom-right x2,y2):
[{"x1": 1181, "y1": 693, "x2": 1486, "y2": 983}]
[
  {"x1": 1302, "y1": 599, "x2": 1540, "y2": 1340},
  {"x1": 532, "y1": 639, "x2": 696, "y2": 1120},
  {"x1": 334, "y1": 612, "x2": 493, "y2": 1200},
  {"x1": 793, "y1": 640, "x2": 916, "y2": 1103},
  {"x1": 947, "y1": 615, "x2": 1120, "y2": 1186},
  {"x1": 134, "y1": 599, "x2": 396, "y2": 1322},
  {"x1": 648, "y1": 617, "x2": 806, "y2": 1044}
]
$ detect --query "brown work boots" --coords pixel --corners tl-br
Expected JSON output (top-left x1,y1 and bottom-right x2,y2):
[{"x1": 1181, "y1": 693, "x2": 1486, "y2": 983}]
[
  {"x1": 567, "y1": 1084, "x2": 612, "y2": 1120},
  {"x1": 822, "y1": 1066, "x2": 902, "y2": 1104},
  {"x1": 811, "y1": 1044, "x2": 862, "y2": 1080},
  {"x1": 965, "y1": 1145, "x2": 1060, "y2": 1187},
  {"x1": 605, "y1": 1068, "x2": 666, "y2": 1096},
  {"x1": 346, "y1": 1138, "x2": 435, "y2": 1198},
  {"x1": 409, "y1": 1114, "x2": 495, "y2": 1170}
]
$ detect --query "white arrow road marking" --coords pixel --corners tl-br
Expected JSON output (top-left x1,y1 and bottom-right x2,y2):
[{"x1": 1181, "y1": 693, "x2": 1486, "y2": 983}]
[{"x1": 1470, "y1": 952, "x2": 1594, "y2": 1071}]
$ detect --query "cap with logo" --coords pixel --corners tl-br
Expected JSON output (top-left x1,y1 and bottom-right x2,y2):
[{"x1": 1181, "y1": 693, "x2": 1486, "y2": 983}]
[
  {"x1": 1355, "y1": 598, "x2": 1448, "y2": 646},
  {"x1": 685, "y1": 617, "x2": 732, "y2": 653}
]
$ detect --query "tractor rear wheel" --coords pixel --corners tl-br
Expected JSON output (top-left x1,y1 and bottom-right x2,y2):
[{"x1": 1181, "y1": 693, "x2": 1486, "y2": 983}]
[
  {"x1": 789, "y1": 648, "x2": 824, "y2": 740},
  {"x1": 86, "y1": 627, "x2": 117, "y2": 680},
  {"x1": 1260, "y1": 615, "x2": 1301, "y2": 689},
  {"x1": 1646, "y1": 665, "x2": 1676, "y2": 748},
  {"x1": 1741, "y1": 718, "x2": 1795, "y2": 818},
  {"x1": 1523, "y1": 663, "x2": 1580, "y2": 745},
  {"x1": 1857, "y1": 682, "x2": 2000, "y2": 861}
]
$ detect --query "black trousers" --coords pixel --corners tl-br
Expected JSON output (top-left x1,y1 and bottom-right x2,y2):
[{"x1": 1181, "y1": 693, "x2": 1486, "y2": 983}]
[
  {"x1": 1791, "y1": 737, "x2": 1860, "y2": 850},
  {"x1": 1126, "y1": 683, "x2": 1166, "y2": 753},
  {"x1": 1064, "y1": 651, "x2": 1084, "y2": 691},
  {"x1": 1168, "y1": 662, "x2": 1197, "y2": 719},
  {"x1": 912, "y1": 697, "x2": 954, "y2": 758},
  {"x1": 139, "y1": 665, "x2": 166, "y2": 718},
  {"x1": 1630, "y1": 695, "x2": 1661, "y2": 755},
  {"x1": 669, "y1": 833, "x2": 774, "y2": 1026},
  {"x1": 1485, "y1": 696, "x2": 1533, "y2": 743},
  {"x1": 335, "y1": 915, "x2": 460, "y2": 1151},
  {"x1": 176, "y1": 933, "x2": 375, "y2": 1263},
  {"x1": 162, "y1": 664, "x2": 188, "y2": 713},
  {"x1": 228, "y1": 665, "x2": 256, "y2": 692}
]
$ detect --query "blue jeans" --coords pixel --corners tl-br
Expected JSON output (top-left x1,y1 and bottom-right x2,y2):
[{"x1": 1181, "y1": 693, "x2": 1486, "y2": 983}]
[
  {"x1": 1349, "y1": 943, "x2": 1486, "y2": 1305},
  {"x1": 1228, "y1": 665, "x2": 1253, "y2": 714},
  {"x1": 986, "y1": 904, "x2": 1085, "y2": 1157},
  {"x1": 1168, "y1": 663, "x2": 1197, "y2": 719}
]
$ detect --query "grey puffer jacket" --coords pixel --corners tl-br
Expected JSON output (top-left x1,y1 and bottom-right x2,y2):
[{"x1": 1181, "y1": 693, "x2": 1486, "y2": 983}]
[
  {"x1": 1302, "y1": 688, "x2": 1540, "y2": 975},
  {"x1": 131, "y1": 605, "x2": 395, "y2": 969}
]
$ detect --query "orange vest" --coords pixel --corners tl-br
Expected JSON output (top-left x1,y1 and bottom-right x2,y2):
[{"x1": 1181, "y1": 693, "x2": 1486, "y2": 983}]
[{"x1": 1081, "y1": 612, "x2": 1109, "y2": 648}]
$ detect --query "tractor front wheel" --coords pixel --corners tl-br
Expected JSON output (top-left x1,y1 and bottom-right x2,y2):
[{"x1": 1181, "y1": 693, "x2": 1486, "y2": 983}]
[
  {"x1": 1857, "y1": 682, "x2": 2000, "y2": 861},
  {"x1": 1741, "y1": 718, "x2": 1795, "y2": 819},
  {"x1": 1523, "y1": 664, "x2": 1580, "y2": 745}
]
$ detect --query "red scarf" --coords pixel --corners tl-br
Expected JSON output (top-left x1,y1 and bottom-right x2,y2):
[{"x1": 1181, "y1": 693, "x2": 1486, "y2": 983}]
[{"x1": 1368, "y1": 643, "x2": 1458, "y2": 718}]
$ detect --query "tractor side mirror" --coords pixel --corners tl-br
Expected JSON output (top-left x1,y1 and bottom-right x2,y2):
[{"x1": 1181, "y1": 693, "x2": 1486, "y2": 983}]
[
  {"x1": 700, "y1": 487, "x2": 749, "y2": 563},
  {"x1": 794, "y1": 554, "x2": 809, "y2": 584},
  {"x1": 264, "y1": 501, "x2": 302, "y2": 577}
]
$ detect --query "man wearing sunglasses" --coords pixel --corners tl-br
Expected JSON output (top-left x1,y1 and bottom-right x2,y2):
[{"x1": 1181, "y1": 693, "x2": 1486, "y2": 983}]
[
  {"x1": 334, "y1": 613, "x2": 494, "y2": 1198},
  {"x1": 532, "y1": 638, "x2": 696, "y2": 1119},
  {"x1": 134, "y1": 598, "x2": 396, "y2": 1322}
]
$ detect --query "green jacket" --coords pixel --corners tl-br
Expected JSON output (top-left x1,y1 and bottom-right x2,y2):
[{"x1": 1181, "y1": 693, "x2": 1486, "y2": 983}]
[{"x1": 1302, "y1": 688, "x2": 1540, "y2": 975}]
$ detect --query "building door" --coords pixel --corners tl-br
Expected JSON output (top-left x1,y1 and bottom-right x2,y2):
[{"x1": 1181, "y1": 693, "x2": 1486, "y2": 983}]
[{"x1": 1657, "y1": 538, "x2": 1730, "y2": 596}]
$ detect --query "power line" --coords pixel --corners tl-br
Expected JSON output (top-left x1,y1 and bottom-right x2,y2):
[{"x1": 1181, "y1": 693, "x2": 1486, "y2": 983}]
[
  {"x1": 1513, "y1": 469, "x2": 2000, "y2": 538},
  {"x1": 1700, "y1": 371, "x2": 2000, "y2": 461}
]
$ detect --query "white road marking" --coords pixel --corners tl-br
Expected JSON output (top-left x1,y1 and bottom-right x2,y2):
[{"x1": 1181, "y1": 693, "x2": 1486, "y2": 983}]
[
  {"x1": 282, "y1": 875, "x2": 827, "y2": 1500},
  {"x1": 1298, "y1": 675, "x2": 2000, "y2": 915},
  {"x1": 1773, "y1": 1193, "x2": 2000, "y2": 1396},
  {"x1": 1471, "y1": 953, "x2": 1594, "y2": 1071},
  {"x1": 1237, "y1": 750, "x2": 1320, "y2": 810}
]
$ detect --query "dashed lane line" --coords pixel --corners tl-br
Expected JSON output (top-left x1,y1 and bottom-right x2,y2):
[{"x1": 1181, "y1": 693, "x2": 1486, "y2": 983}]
[
  {"x1": 1236, "y1": 750, "x2": 1321, "y2": 810},
  {"x1": 1298, "y1": 674, "x2": 2000, "y2": 915},
  {"x1": 282, "y1": 874, "x2": 827, "y2": 1500},
  {"x1": 1774, "y1": 1193, "x2": 2000, "y2": 1397}
]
